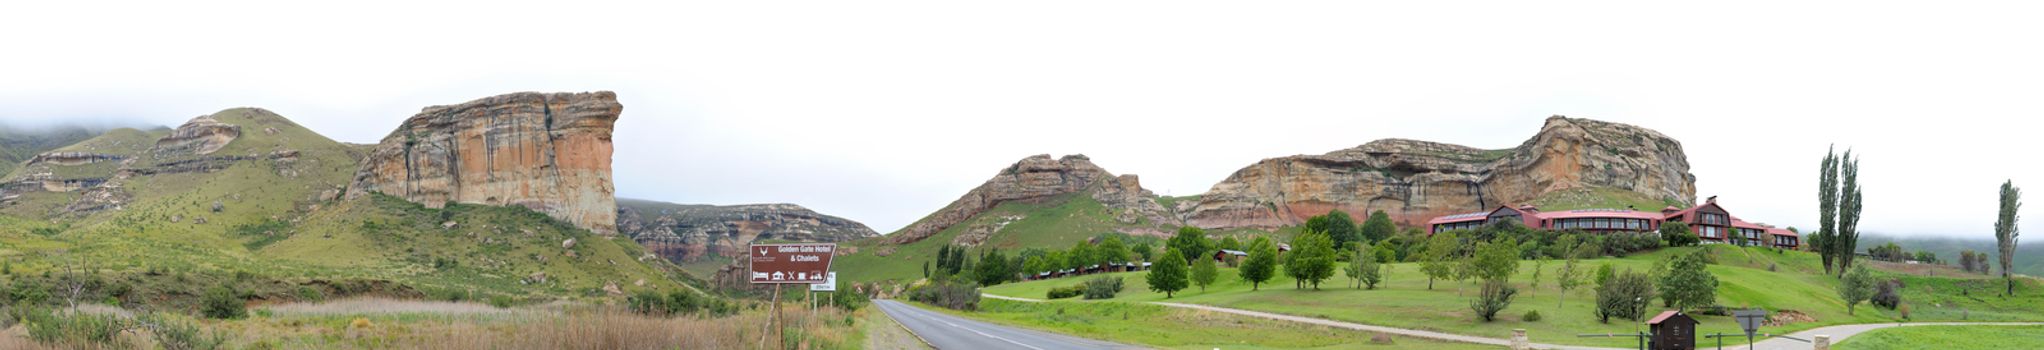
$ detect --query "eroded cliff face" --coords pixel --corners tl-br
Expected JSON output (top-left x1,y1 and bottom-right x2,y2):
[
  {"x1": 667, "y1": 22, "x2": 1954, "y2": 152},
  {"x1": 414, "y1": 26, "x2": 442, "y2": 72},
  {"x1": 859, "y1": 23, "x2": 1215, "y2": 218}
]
[
  {"x1": 616, "y1": 200, "x2": 878, "y2": 263},
  {"x1": 1185, "y1": 116, "x2": 1695, "y2": 229},
  {"x1": 888, "y1": 154, "x2": 1179, "y2": 244},
  {"x1": 152, "y1": 116, "x2": 240, "y2": 156},
  {"x1": 346, "y1": 91, "x2": 622, "y2": 234}
]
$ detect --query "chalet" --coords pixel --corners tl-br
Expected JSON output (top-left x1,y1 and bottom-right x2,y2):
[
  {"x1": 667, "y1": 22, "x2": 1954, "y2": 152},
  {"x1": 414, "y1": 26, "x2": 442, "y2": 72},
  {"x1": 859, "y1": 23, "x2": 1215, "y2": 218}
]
[
  {"x1": 1214, "y1": 249, "x2": 1248, "y2": 263},
  {"x1": 1646, "y1": 310, "x2": 1697, "y2": 350},
  {"x1": 1424, "y1": 196, "x2": 1799, "y2": 249}
]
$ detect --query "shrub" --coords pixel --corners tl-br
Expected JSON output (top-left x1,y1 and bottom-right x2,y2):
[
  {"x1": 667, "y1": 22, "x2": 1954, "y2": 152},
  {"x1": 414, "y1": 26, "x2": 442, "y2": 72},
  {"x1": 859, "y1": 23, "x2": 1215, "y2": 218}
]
[
  {"x1": 1595, "y1": 269, "x2": 1656, "y2": 323},
  {"x1": 1523, "y1": 310, "x2": 1543, "y2": 322},
  {"x1": 1046, "y1": 285, "x2": 1084, "y2": 299},
  {"x1": 908, "y1": 281, "x2": 980, "y2": 311},
  {"x1": 9, "y1": 280, "x2": 50, "y2": 306},
  {"x1": 24, "y1": 309, "x2": 125, "y2": 346},
  {"x1": 139, "y1": 312, "x2": 228, "y2": 350},
  {"x1": 1470, "y1": 281, "x2": 1518, "y2": 322},
  {"x1": 488, "y1": 295, "x2": 517, "y2": 308},
  {"x1": 201, "y1": 285, "x2": 247, "y2": 319},
  {"x1": 296, "y1": 286, "x2": 326, "y2": 303},
  {"x1": 1083, "y1": 277, "x2": 1124, "y2": 300},
  {"x1": 1872, "y1": 280, "x2": 1902, "y2": 310}
]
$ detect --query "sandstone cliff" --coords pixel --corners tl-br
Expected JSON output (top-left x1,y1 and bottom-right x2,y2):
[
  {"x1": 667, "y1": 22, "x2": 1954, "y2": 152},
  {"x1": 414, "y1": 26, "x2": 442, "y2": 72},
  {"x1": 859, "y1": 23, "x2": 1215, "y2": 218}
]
[
  {"x1": 616, "y1": 199, "x2": 878, "y2": 263},
  {"x1": 888, "y1": 154, "x2": 1178, "y2": 245},
  {"x1": 1185, "y1": 116, "x2": 1695, "y2": 229},
  {"x1": 346, "y1": 91, "x2": 622, "y2": 234}
]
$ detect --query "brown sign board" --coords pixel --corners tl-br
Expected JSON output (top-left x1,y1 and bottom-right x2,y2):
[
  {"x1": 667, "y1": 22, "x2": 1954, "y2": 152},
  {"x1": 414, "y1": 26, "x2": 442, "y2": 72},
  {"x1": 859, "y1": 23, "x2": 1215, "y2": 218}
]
[{"x1": 749, "y1": 243, "x2": 836, "y2": 284}]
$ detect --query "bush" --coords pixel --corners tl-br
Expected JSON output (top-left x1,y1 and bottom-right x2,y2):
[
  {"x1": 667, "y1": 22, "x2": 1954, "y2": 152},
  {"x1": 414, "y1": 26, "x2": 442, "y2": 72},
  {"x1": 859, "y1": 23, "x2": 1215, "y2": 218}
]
[
  {"x1": 488, "y1": 295, "x2": 517, "y2": 308},
  {"x1": 1046, "y1": 285, "x2": 1084, "y2": 299},
  {"x1": 1470, "y1": 281, "x2": 1518, "y2": 322},
  {"x1": 1523, "y1": 310, "x2": 1542, "y2": 322},
  {"x1": 201, "y1": 285, "x2": 247, "y2": 319},
  {"x1": 9, "y1": 279, "x2": 51, "y2": 306},
  {"x1": 1872, "y1": 280, "x2": 1903, "y2": 310},
  {"x1": 296, "y1": 286, "x2": 326, "y2": 303},
  {"x1": 1595, "y1": 269, "x2": 1657, "y2": 324},
  {"x1": 139, "y1": 312, "x2": 228, "y2": 350},
  {"x1": 909, "y1": 281, "x2": 980, "y2": 311},
  {"x1": 628, "y1": 290, "x2": 733, "y2": 317},
  {"x1": 24, "y1": 309, "x2": 125, "y2": 346},
  {"x1": 1083, "y1": 277, "x2": 1124, "y2": 300}
]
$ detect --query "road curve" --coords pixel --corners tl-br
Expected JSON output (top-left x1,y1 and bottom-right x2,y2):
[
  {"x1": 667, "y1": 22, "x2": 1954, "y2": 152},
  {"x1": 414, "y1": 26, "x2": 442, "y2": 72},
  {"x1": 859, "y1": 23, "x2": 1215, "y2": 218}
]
[
  {"x1": 872, "y1": 299, "x2": 1140, "y2": 350},
  {"x1": 1732, "y1": 322, "x2": 2044, "y2": 350}
]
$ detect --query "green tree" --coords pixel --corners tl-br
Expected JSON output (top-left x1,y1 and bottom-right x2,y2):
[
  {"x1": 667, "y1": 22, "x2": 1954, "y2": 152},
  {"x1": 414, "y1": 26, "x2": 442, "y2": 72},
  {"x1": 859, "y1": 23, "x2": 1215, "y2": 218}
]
[
  {"x1": 1345, "y1": 244, "x2": 1366, "y2": 289},
  {"x1": 1594, "y1": 269, "x2": 1656, "y2": 324},
  {"x1": 1067, "y1": 241, "x2": 1095, "y2": 270},
  {"x1": 1594, "y1": 263, "x2": 1615, "y2": 286},
  {"x1": 1168, "y1": 226, "x2": 1214, "y2": 265},
  {"x1": 1470, "y1": 237, "x2": 1520, "y2": 283},
  {"x1": 1817, "y1": 146, "x2": 1841, "y2": 274},
  {"x1": 1471, "y1": 280, "x2": 1518, "y2": 322},
  {"x1": 1285, "y1": 230, "x2": 1338, "y2": 290},
  {"x1": 1240, "y1": 236, "x2": 1279, "y2": 291},
  {"x1": 1132, "y1": 242, "x2": 1156, "y2": 262},
  {"x1": 1148, "y1": 248, "x2": 1191, "y2": 298},
  {"x1": 1099, "y1": 236, "x2": 1131, "y2": 264},
  {"x1": 1660, "y1": 221, "x2": 1698, "y2": 247},
  {"x1": 1657, "y1": 250, "x2": 1719, "y2": 312},
  {"x1": 1219, "y1": 236, "x2": 1243, "y2": 252},
  {"x1": 1192, "y1": 252, "x2": 1219, "y2": 293},
  {"x1": 1355, "y1": 242, "x2": 1385, "y2": 289},
  {"x1": 1835, "y1": 150, "x2": 1865, "y2": 276},
  {"x1": 1323, "y1": 210, "x2": 1361, "y2": 249},
  {"x1": 1360, "y1": 210, "x2": 1397, "y2": 243},
  {"x1": 1838, "y1": 264, "x2": 1876, "y2": 315},
  {"x1": 1557, "y1": 253, "x2": 1586, "y2": 308},
  {"x1": 1996, "y1": 180, "x2": 2022, "y2": 296},
  {"x1": 975, "y1": 249, "x2": 1012, "y2": 286},
  {"x1": 1419, "y1": 231, "x2": 1460, "y2": 289}
]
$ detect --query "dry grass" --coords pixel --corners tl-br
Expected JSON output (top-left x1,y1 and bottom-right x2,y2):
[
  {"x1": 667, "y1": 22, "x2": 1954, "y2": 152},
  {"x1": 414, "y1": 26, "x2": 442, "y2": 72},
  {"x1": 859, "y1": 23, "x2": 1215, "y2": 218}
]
[{"x1": 5, "y1": 299, "x2": 861, "y2": 350}]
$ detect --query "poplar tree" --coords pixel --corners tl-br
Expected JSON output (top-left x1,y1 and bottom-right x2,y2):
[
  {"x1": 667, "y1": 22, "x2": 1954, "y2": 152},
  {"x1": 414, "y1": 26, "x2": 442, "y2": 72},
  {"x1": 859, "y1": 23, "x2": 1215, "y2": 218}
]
[
  {"x1": 1996, "y1": 180, "x2": 2022, "y2": 296},
  {"x1": 1835, "y1": 150, "x2": 1864, "y2": 275},
  {"x1": 1816, "y1": 146, "x2": 1840, "y2": 274}
]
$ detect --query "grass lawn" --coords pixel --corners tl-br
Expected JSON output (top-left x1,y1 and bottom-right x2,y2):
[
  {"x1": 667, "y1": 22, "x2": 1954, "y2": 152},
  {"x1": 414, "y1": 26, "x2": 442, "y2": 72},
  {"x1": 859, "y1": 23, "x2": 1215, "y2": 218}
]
[
  {"x1": 1834, "y1": 325, "x2": 2044, "y2": 350},
  {"x1": 982, "y1": 245, "x2": 2044, "y2": 348},
  {"x1": 916, "y1": 299, "x2": 1499, "y2": 350}
]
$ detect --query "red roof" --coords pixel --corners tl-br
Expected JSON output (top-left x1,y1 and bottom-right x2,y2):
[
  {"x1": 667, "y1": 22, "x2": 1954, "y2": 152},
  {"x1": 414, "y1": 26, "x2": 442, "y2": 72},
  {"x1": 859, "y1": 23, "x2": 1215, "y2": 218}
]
[
  {"x1": 1731, "y1": 218, "x2": 1767, "y2": 230},
  {"x1": 1538, "y1": 209, "x2": 1665, "y2": 220},
  {"x1": 1766, "y1": 226, "x2": 1798, "y2": 237},
  {"x1": 1663, "y1": 201, "x2": 1727, "y2": 222},
  {"x1": 1647, "y1": 310, "x2": 1687, "y2": 324},
  {"x1": 1426, "y1": 211, "x2": 1491, "y2": 225}
]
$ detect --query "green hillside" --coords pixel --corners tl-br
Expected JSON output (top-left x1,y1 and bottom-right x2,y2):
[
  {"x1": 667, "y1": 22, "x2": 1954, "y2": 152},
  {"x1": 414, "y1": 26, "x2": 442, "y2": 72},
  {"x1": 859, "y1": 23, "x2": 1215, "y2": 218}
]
[
  {"x1": 1526, "y1": 187, "x2": 1684, "y2": 211},
  {"x1": 0, "y1": 124, "x2": 111, "y2": 177},
  {"x1": 0, "y1": 108, "x2": 699, "y2": 311},
  {"x1": 838, "y1": 192, "x2": 1192, "y2": 283},
  {"x1": 979, "y1": 245, "x2": 2044, "y2": 348},
  {"x1": 1861, "y1": 234, "x2": 2043, "y2": 277}
]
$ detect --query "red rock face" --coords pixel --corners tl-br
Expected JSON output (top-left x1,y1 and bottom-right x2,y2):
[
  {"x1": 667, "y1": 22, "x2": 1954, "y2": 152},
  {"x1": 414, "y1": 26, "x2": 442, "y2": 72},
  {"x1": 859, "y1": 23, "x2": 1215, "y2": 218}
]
[{"x1": 347, "y1": 91, "x2": 622, "y2": 234}]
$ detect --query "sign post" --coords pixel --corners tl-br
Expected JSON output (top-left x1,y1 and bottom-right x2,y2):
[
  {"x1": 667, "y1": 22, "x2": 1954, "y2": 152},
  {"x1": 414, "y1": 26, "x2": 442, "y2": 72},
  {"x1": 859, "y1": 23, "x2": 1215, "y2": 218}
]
[
  {"x1": 749, "y1": 243, "x2": 836, "y2": 350},
  {"x1": 1734, "y1": 309, "x2": 1768, "y2": 347}
]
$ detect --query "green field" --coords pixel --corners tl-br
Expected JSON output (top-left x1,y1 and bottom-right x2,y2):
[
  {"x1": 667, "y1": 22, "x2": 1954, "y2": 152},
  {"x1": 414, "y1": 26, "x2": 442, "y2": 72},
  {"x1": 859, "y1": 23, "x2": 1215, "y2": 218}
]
[
  {"x1": 916, "y1": 299, "x2": 1498, "y2": 350},
  {"x1": 981, "y1": 245, "x2": 2044, "y2": 348},
  {"x1": 1526, "y1": 187, "x2": 1683, "y2": 212},
  {"x1": 1834, "y1": 325, "x2": 2044, "y2": 350}
]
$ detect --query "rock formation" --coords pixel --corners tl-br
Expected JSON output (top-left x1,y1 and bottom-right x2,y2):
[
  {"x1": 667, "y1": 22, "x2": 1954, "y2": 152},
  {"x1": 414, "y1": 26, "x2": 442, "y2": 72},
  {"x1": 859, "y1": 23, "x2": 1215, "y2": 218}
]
[
  {"x1": 616, "y1": 200, "x2": 878, "y2": 263},
  {"x1": 889, "y1": 154, "x2": 1178, "y2": 244},
  {"x1": 347, "y1": 91, "x2": 623, "y2": 234},
  {"x1": 1185, "y1": 116, "x2": 1695, "y2": 229},
  {"x1": 152, "y1": 116, "x2": 241, "y2": 155}
]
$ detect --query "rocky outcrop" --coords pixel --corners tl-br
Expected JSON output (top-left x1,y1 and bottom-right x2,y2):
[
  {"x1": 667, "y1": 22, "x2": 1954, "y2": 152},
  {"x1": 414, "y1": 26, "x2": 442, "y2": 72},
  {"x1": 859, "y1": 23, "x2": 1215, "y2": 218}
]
[
  {"x1": 347, "y1": 91, "x2": 623, "y2": 234},
  {"x1": 1185, "y1": 116, "x2": 1696, "y2": 229},
  {"x1": 152, "y1": 116, "x2": 240, "y2": 155},
  {"x1": 26, "y1": 152, "x2": 125, "y2": 166},
  {"x1": 617, "y1": 200, "x2": 877, "y2": 263},
  {"x1": 889, "y1": 154, "x2": 1179, "y2": 244}
]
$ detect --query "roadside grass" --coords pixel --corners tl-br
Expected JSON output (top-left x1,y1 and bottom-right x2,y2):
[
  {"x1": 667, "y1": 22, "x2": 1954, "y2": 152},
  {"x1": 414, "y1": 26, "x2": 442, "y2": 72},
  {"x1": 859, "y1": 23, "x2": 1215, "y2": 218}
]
[
  {"x1": 982, "y1": 245, "x2": 2044, "y2": 348},
  {"x1": 1833, "y1": 325, "x2": 2044, "y2": 350},
  {"x1": 917, "y1": 299, "x2": 1499, "y2": 350}
]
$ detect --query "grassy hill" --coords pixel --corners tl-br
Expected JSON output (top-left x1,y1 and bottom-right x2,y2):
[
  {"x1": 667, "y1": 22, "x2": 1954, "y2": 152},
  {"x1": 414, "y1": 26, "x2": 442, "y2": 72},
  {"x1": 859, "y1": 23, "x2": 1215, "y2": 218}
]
[
  {"x1": 1526, "y1": 186, "x2": 1684, "y2": 212},
  {"x1": 978, "y1": 244, "x2": 2044, "y2": 348},
  {"x1": 838, "y1": 192, "x2": 1197, "y2": 283},
  {"x1": 0, "y1": 124, "x2": 114, "y2": 177},
  {"x1": 1861, "y1": 234, "x2": 2043, "y2": 277},
  {"x1": 0, "y1": 108, "x2": 699, "y2": 311}
]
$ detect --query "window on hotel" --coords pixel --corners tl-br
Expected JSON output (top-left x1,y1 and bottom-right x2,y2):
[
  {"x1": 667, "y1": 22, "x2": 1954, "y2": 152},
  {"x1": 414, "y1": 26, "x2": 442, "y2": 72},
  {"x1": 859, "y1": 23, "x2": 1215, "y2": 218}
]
[{"x1": 1627, "y1": 220, "x2": 1642, "y2": 230}]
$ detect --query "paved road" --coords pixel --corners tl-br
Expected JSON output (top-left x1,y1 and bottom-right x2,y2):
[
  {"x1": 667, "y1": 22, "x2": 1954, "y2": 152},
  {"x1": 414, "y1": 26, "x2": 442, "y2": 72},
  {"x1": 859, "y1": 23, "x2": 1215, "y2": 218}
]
[
  {"x1": 873, "y1": 300, "x2": 1140, "y2": 350},
  {"x1": 1732, "y1": 322, "x2": 2044, "y2": 350}
]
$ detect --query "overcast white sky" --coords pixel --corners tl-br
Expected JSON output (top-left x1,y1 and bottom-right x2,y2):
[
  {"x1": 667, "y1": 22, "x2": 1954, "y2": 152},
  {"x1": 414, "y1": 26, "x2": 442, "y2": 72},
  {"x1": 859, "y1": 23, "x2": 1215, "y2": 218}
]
[{"x1": 2, "y1": 1, "x2": 2037, "y2": 238}]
